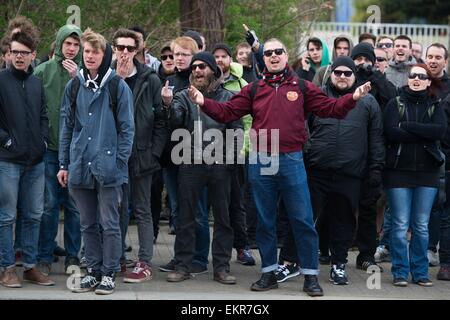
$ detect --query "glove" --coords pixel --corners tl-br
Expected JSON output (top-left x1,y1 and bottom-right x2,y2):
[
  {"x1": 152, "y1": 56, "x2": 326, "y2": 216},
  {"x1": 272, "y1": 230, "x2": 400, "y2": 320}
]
[
  {"x1": 245, "y1": 30, "x2": 259, "y2": 48},
  {"x1": 368, "y1": 170, "x2": 382, "y2": 188}
]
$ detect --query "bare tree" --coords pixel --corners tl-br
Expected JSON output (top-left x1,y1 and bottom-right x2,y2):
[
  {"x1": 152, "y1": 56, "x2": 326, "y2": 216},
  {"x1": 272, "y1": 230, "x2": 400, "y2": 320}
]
[{"x1": 179, "y1": 0, "x2": 224, "y2": 48}]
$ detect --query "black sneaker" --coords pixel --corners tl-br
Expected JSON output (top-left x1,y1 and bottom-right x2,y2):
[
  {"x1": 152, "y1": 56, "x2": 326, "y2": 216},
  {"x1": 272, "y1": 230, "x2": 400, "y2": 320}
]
[
  {"x1": 275, "y1": 263, "x2": 301, "y2": 283},
  {"x1": 250, "y1": 271, "x2": 278, "y2": 291},
  {"x1": 159, "y1": 259, "x2": 176, "y2": 272},
  {"x1": 303, "y1": 275, "x2": 324, "y2": 297},
  {"x1": 357, "y1": 260, "x2": 384, "y2": 273},
  {"x1": 71, "y1": 269, "x2": 101, "y2": 293},
  {"x1": 95, "y1": 272, "x2": 116, "y2": 295},
  {"x1": 329, "y1": 264, "x2": 349, "y2": 285},
  {"x1": 53, "y1": 246, "x2": 67, "y2": 257}
]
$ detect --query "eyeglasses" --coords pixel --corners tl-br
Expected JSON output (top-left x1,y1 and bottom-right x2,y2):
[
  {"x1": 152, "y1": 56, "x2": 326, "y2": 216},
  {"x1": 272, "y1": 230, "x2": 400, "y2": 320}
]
[
  {"x1": 263, "y1": 48, "x2": 285, "y2": 57},
  {"x1": 174, "y1": 52, "x2": 192, "y2": 58},
  {"x1": 191, "y1": 63, "x2": 208, "y2": 71},
  {"x1": 375, "y1": 57, "x2": 387, "y2": 62},
  {"x1": 10, "y1": 50, "x2": 32, "y2": 57},
  {"x1": 115, "y1": 45, "x2": 137, "y2": 52},
  {"x1": 161, "y1": 54, "x2": 174, "y2": 61},
  {"x1": 408, "y1": 73, "x2": 429, "y2": 80},
  {"x1": 333, "y1": 70, "x2": 353, "y2": 77},
  {"x1": 376, "y1": 43, "x2": 393, "y2": 49}
]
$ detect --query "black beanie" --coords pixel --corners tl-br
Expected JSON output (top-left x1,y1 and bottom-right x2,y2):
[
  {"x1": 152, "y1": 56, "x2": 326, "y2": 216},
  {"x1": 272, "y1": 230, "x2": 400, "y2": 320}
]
[
  {"x1": 183, "y1": 30, "x2": 203, "y2": 50},
  {"x1": 212, "y1": 43, "x2": 232, "y2": 57},
  {"x1": 351, "y1": 42, "x2": 376, "y2": 65},
  {"x1": 191, "y1": 52, "x2": 221, "y2": 78},
  {"x1": 331, "y1": 56, "x2": 356, "y2": 74}
]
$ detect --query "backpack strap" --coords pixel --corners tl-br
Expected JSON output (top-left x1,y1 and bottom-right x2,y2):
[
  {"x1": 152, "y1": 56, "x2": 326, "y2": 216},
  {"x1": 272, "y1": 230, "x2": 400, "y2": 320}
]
[
  {"x1": 395, "y1": 96, "x2": 406, "y2": 120},
  {"x1": 70, "y1": 77, "x2": 81, "y2": 119},
  {"x1": 248, "y1": 80, "x2": 259, "y2": 101},
  {"x1": 69, "y1": 75, "x2": 121, "y2": 132},
  {"x1": 108, "y1": 75, "x2": 121, "y2": 131}
]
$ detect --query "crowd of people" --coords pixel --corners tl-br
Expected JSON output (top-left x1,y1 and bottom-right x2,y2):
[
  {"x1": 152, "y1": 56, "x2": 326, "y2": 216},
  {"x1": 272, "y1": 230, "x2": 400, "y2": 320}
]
[{"x1": 0, "y1": 15, "x2": 449, "y2": 297}]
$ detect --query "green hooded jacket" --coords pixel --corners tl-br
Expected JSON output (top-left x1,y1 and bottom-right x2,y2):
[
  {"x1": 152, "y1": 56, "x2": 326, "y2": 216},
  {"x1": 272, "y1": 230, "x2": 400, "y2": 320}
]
[
  {"x1": 34, "y1": 24, "x2": 82, "y2": 151},
  {"x1": 223, "y1": 62, "x2": 253, "y2": 155}
]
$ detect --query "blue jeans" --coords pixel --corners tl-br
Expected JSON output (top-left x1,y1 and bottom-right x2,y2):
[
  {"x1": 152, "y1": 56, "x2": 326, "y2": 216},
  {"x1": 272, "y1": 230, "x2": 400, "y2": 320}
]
[
  {"x1": 0, "y1": 161, "x2": 44, "y2": 269},
  {"x1": 379, "y1": 206, "x2": 392, "y2": 248},
  {"x1": 387, "y1": 187, "x2": 437, "y2": 281},
  {"x1": 193, "y1": 188, "x2": 210, "y2": 267},
  {"x1": 38, "y1": 150, "x2": 81, "y2": 264},
  {"x1": 70, "y1": 184, "x2": 122, "y2": 274},
  {"x1": 248, "y1": 152, "x2": 319, "y2": 275}
]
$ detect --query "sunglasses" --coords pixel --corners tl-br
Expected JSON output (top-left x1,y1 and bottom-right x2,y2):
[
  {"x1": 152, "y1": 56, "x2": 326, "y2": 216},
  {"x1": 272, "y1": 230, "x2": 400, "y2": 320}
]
[
  {"x1": 333, "y1": 70, "x2": 353, "y2": 77},
  {"x1": 375, "y1": 57, "x2": 387, "y2": 62},
  {"x1": 408, "y1": 73, "x2": 429, "y2": 80},
  {"x1": 115, "y1": 45, "x2": 137, "y2": 52},
  {"x1": 263, "y1": 48, "x2": 285, "y2": 57},
  {"x1": 376, "y1": 43, "x2": 393, "y2": 49},
  {"x1": 191, "y1": 63, "x2": 208, "y2": 71},
  {"x1": 10, "y1": 50, "x2": 32, "y2": 57},
  {"x1": 161, "y1": 54, "x2": 174, "y2": 61}
]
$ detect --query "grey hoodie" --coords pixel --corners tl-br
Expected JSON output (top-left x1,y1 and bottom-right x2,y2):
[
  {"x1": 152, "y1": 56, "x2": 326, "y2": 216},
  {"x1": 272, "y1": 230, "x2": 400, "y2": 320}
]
[
  {"x1": 385, "y1": 56, "x2": 417, "y2": 89},
  {"x1": 313, "y1": 35, "x2": 354, "y2": 87}
]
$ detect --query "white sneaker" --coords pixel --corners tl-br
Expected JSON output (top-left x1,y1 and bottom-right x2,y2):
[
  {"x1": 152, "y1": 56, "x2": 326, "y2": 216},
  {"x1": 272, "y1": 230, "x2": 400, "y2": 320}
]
[
  {"x1": 427, "y1": 250, "x2": 440, "y2": 267},
  {"x1": 374, "y1": 246, "x2": 391, "y2": 263}
]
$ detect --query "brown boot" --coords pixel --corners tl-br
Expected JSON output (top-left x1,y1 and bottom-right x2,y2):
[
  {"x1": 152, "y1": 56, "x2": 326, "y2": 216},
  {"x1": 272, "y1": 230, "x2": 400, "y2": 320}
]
[
  {"x1": 0, "y1": 267, "x2": 22, "y2": 288},
  {"x1": 23, "y1": 267, "x2": 55, "y2": 286}
]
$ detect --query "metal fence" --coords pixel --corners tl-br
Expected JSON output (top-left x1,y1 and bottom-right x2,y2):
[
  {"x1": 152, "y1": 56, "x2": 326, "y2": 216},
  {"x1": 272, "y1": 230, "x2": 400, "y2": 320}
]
[{"x1": 300, "y1": 22, "x2": 450, "y2": 58}]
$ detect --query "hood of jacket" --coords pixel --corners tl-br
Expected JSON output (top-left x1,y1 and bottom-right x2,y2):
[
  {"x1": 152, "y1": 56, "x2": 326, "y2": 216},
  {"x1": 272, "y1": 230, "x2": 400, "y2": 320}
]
[
  {"x1": 388, "y1": 55, "x2": 417, "y2": 71},
  {"x1": 331, "y1": 35, "x2": 354, "y2": 62},
  {"x1": 54, "y1": 24, "x2": 82, "y2": 64}
]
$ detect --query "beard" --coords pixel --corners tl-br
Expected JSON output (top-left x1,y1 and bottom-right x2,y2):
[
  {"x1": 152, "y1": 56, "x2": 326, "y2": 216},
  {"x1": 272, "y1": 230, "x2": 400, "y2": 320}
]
[{"x1": 192, "y1": 72, "x2": 215, "y2": 92}]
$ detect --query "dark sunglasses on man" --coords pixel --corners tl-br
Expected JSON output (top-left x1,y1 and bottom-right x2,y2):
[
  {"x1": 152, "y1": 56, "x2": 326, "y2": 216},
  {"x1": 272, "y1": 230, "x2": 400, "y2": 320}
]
[
  {"x1": 376, "y1": 43, "x2": 393, "y2": 49},
  {"x1": 191, "y1": 63, "x2": 208, "y2": 71},
  {"x1": 161, "y1": 54, "x2": 174, "y2": 61},
  {"x1": 375, "y1": 57, "x2": 387, "y2": 62},
  {"x1": 408, "y1": 73, "x2": 429, "y2": 80},
  {"x1": 263, "y1": 48, "x2": 285, "y2": 57},
  {"x1": 333, "y1": 70, "x2": 353, "y2": 77},
  {"x1": 115, "y1": 45, "x2": 137, "y2": 52}
]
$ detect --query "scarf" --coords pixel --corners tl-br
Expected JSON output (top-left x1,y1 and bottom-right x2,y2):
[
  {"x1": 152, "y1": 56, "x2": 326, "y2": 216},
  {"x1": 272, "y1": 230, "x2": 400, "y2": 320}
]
[{"x1": 263, "y1": 64, "x2": 289, "y2": 84}]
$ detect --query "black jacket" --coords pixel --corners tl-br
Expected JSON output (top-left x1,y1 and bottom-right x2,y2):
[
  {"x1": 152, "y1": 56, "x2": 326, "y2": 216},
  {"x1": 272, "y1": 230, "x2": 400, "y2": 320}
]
[
  {"x1": 304, "y1": 84, "x2": 385, "y2": 179},
  {"x1": 170, "y1": 78, "x2": 243, "y2": 164},
  {"x1": 125, "y1": 61, "x2": 168, "y2": 177},
  {"x1": 355, "y1": 66, "x2": 398, "y2": 111},
  {"x1": 384, "y1": 88, "x2": 447, "y2": 172},
  {"x1": 0, "y1": 66, "x2": 48, "y2": 165}
]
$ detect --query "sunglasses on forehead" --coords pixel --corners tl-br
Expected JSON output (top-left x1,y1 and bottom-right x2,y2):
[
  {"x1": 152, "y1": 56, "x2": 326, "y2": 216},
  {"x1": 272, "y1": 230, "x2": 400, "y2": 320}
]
[
  {"x1": 115, "y1": 45, "x2": 137, "y2": 52},
  {"x1": 161, "y1": 54, "x2": 174, "y2": 61},
  {"x1": 263, "y1": 48, "x2": 285, "y2": 57},
  {"x1": 191, "y1": 63, "x2": 208, "y2": 71},
  {"x1": 333, "y1": 70, "x2": 353, "y2": 77},
  {"x1": 408, "y1": 73, "x2": 429, "y2": 80}
]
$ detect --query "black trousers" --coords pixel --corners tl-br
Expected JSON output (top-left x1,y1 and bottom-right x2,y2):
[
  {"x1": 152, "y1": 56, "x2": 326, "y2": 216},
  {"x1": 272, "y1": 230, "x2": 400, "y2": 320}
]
[
  {"x1": 229, "y1": 165, "x2": 248, "y2": 249},
  {"x1": 356, "y1": 176, "x2": 381, "y2": 263},
  {"x1": 151, "y1": 169, "x2": 164, "y2": 239},
  {"x1": 174, "y1": 164, "x2": 233, "y2": 273}
]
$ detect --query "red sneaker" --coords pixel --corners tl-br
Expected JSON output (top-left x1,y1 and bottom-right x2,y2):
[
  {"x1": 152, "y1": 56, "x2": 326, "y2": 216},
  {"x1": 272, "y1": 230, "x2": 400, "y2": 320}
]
[{"x1": 123, "y1": 262, "x2": 153, "y2": 283}]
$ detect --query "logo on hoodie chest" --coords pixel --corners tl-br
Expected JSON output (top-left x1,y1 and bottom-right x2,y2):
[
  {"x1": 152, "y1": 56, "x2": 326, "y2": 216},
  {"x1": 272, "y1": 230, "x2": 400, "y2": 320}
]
[{"x1": 286, "y1": 91, "x2": 298, "y2": 102}]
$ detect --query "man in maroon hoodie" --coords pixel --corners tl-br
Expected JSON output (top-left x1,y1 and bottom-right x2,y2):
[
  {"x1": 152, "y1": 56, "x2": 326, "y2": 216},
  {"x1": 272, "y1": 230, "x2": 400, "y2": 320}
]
[{"x1": 188, "y1": 38, "x2": 371, "y2": 297}]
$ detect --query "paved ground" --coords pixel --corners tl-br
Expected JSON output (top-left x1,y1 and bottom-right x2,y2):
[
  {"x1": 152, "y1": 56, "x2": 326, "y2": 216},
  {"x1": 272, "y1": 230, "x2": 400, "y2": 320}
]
[{"x1": 1, "y1": 222, "x2": 450, "y2": 301}]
